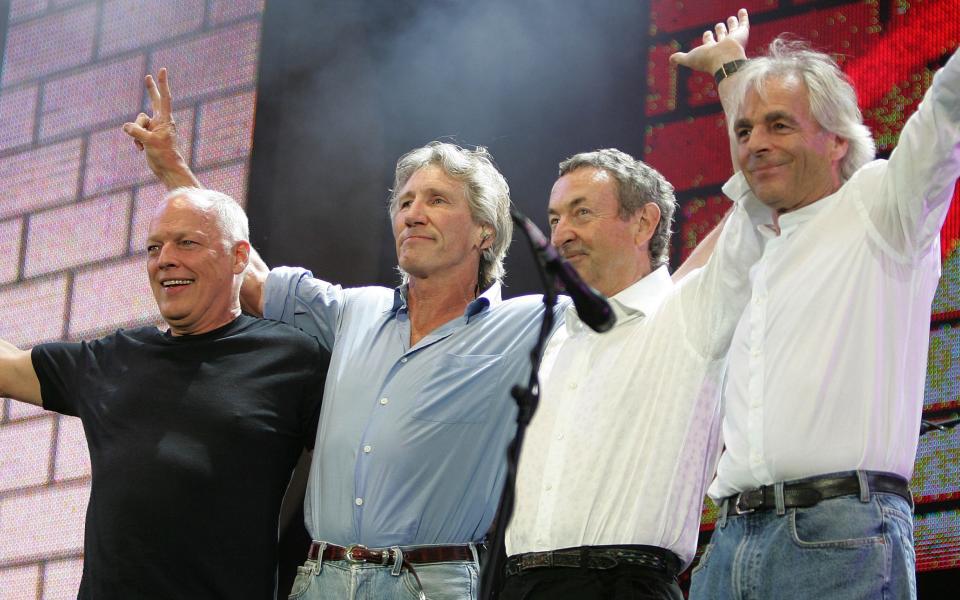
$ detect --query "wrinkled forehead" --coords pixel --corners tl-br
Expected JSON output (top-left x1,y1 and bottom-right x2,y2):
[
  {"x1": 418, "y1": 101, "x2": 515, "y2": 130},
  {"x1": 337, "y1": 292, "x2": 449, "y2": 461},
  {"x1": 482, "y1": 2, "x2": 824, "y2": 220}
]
[
  {"x1": 148, "y1": 196, "x2": 218, "y2": 238},
  {"x1": 738, "y1": 72, "x2": 809, "y2": 118}
]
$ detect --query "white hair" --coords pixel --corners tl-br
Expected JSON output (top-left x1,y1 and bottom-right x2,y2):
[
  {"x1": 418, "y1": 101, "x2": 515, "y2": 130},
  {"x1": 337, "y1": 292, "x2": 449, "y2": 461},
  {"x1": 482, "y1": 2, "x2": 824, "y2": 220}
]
[{"x1": 164, "y1": 187, "x2": 249, "y2": 248}]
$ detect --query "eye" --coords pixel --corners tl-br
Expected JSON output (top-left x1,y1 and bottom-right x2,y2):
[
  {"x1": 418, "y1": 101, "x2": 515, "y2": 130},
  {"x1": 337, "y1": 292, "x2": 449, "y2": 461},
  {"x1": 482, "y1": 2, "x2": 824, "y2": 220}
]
[
  {"x1": 179, "y1": 239, "x2": 197, "y2": 248},
  {"x1": 398, "y1": 199, "x2": 412, "y2": 210},
  {"x1": 548, "y1": 216, "x2": 559, "y2": 229},
  {"x1": 736, "y1": 128, "x2": 751, "y2": 141},
  {"x1": 430, "y1": 196, "x2": 447, "y2": 205},
  {"x1": 147, "y1": 244, "x2": 160, "y2": 254},
  {"x1": 576, "y1": 207, "x2": 591, "y2": 217}
]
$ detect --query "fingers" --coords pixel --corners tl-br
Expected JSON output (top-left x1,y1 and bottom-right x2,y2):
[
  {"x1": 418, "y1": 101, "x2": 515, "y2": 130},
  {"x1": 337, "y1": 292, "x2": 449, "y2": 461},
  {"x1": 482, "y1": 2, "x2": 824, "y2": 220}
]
[
  {"x1": 727, "y1": 15, "x2": 738, "y2": 32},
  {"x1": 715, "y1": 21, "x2": 728, "y2": 41},
  {"x1": 157, "y1": 68, "x2": 172, "y2": 118},
  {"x1": 740, "y1": 8, "x2": 750, "y2": 28},
  {"x1": 702, "y1": 30, "x2": 715, "y2": 45},
  {"x1": 122, "y1": 121, "x2": 151, "y2": 143},
  {"x1": 669, "y1": 51, "x2": 686, "y2": 66}
]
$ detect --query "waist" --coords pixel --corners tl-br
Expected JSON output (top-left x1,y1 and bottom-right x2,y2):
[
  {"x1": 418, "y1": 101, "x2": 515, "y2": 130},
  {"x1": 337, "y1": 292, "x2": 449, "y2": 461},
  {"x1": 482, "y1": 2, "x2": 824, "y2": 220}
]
[
  {"x1": 308, "y1": 541, "x2": 477, "y2": 565},
  {"x1": 721, "y1": 471, "x2": 912, "y2": 517},
  {"x1": 505, "y1": 544, "x2": 681, "y2": 579}
]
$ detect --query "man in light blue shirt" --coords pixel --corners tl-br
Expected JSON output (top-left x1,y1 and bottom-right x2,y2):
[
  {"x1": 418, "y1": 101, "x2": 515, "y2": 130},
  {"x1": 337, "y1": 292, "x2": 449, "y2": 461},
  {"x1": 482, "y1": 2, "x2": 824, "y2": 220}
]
[{"x1": 249, "y1": 143, "x2": 568, "y2": 600}]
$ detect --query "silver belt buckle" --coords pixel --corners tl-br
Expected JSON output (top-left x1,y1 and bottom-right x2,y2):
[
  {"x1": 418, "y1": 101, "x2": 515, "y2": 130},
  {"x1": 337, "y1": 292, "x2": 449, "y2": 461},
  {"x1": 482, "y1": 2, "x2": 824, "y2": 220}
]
[
  {"x1": 733, "y1": 493, "x2": 755, "y2": 515},
  {"x1": 344, "y1": 544, "x2": 367, "y2": 563}
]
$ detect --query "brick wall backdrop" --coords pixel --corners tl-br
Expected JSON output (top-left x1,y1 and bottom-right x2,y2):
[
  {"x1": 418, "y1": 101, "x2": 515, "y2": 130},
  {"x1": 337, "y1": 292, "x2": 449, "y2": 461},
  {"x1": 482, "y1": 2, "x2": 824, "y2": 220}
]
[{"x1": 0, "y1": 1, "x2": 264, "y2": 597}]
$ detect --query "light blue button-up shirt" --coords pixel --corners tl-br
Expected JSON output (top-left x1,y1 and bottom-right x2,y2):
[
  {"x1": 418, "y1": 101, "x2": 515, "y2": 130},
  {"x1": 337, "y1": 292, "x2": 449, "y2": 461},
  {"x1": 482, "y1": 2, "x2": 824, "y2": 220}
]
[{"x1": 264, "y1": 267, "x2": 568, "y2": 547}]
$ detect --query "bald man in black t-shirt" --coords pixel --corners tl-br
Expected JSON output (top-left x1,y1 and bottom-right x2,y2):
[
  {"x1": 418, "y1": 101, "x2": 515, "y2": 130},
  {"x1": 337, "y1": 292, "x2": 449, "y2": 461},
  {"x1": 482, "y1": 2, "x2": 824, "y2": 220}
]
[{"x1": 0, "y1": 188, "x2": 328, "y2": 599}]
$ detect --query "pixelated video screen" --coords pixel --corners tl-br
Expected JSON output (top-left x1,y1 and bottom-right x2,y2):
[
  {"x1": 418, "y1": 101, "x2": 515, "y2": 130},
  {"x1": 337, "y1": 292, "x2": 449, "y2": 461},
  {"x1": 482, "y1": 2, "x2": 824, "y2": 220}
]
[{"x1": 645, "y1": 0, "x2": 960, "y2": 573}]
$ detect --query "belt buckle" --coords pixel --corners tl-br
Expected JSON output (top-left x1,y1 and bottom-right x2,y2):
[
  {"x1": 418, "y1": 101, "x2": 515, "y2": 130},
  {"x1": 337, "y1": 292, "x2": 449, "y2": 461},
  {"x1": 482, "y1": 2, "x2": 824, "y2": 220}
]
[
  {"x1": 733, "y1": 493, "x2": 755, "y2": 515},
  {"x1": 344, "y1": 544, "x2": 368, "y2": 563}
]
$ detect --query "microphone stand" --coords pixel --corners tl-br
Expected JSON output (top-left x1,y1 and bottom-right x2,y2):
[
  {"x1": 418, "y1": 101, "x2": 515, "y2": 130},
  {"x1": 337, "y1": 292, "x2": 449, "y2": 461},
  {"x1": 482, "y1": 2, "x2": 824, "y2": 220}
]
[{"x1": 478, "y1": 208, "x2": 560, "y2": 600}]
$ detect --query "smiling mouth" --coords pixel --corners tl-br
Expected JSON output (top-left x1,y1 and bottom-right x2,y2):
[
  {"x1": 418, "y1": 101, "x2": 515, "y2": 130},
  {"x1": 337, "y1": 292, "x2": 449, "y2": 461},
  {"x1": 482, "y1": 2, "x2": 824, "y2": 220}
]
[{"x1": 161, "y1": 279, "x2": 194, "y2": 288}]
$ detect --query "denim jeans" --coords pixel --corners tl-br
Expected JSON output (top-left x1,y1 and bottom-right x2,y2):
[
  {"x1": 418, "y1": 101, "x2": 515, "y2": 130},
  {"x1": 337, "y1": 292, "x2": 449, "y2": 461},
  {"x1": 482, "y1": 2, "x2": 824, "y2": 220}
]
[
  {"x1": 288, "y1": 543, "x2": 480, "y2": 600},
  {"x1": 689, "y1": 482, "x2": 916, "y2": 600}
]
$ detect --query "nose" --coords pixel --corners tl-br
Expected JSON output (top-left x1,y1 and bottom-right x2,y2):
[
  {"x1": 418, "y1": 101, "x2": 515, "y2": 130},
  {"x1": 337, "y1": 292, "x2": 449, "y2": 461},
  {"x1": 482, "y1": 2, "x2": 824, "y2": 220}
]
[
  {"x1": 403, "y1": 197, "x2": 427, "y2": 227},
  {"x1": 156, "y1": 243, "x2": 179, "y2": 269},
  {"x1": 746, "y1": 127, "x2": 770, "y2": 155},
  {"x1": 550, "y1": 216, "x2": 576, "y2": 249}
]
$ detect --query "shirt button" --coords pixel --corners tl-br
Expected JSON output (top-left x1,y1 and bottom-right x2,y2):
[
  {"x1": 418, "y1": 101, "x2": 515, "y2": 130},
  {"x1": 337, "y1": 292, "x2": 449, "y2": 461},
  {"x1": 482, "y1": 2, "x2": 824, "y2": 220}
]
[
  {"x1": 355, "y1": 497, "x2": 363, "y2": 506},
  {"x1": 568, "y1": 382, "x2": 578, "y2": 390},
  {"x1": 556, "y1": 433, "x2": 564, "y2": 440},
  {"x1": 363, "y1": 445, "x2": 372, "y2": 453},
  {"x1": 400, "y1": 357, "x2": 408, "y2": 363},
  {"x1": 545, "y1": 484, "x2": 553, "y2": 491},
  {"x1": 380, "y1": 398, "x2": 389, "y2": 405}
]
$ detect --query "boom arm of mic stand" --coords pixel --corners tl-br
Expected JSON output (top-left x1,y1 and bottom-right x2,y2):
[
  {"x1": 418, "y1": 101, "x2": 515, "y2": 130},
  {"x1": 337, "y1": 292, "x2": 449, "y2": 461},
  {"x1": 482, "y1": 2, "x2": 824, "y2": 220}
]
[{"x1": 478, "y1": 208, "x2": 560, "y2": 600}]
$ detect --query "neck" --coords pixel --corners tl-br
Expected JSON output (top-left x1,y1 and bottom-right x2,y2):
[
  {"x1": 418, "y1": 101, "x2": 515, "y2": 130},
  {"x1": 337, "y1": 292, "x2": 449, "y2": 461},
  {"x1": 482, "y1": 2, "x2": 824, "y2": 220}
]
[
  {"x1": 168, "y1": 305, "x2": 241, "y2": 336},
  {"x1": 406, "y1": 272, "x2": 479, "y2": 346}
]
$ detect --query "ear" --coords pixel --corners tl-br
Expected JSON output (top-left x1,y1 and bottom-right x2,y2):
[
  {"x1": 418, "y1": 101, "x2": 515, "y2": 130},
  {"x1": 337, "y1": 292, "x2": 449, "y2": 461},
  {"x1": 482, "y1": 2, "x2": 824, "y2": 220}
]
[
  {"x1": 633, "y1": 202, "x2": 661, "y2": 247},
  {"x1": 478, "y1": 227, "x2": 494, "y2": 251},
  {"x1": 232, "y1": 240, "x2": 251, "y2": 274},
  {"x1": 830, "y1": 135, "x2": 849, "y2": 165}
]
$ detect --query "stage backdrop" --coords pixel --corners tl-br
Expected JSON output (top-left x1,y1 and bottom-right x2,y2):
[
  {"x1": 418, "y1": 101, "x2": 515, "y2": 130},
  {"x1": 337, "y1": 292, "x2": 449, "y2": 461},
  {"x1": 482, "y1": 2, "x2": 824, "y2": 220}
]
[{"x1": 0, "y1": 1, "x2": 957, "y2": 598}]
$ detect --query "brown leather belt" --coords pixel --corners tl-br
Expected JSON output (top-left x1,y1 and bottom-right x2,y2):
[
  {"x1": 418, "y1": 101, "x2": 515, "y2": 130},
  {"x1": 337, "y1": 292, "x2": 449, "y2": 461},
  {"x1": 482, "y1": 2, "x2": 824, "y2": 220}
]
[
  {"x1": 723, "y1": 472, "x2": 912, "y2": 517},
  {"x1": 308, "y1": 542, "x2": 474, "y2": 565}
]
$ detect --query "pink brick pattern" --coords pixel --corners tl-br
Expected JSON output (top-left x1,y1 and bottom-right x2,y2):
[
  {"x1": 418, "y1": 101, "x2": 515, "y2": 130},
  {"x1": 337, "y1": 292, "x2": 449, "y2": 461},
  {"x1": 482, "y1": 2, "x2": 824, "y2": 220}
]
[
  {"x1": 24, "y1": 192, "x2": 131, "y2": 278},
  {"x1": 0, "y1": 415, "x2": 55, "y2": 492},
  {"x1": 196, "y1": 91, "x2": 256, "y2": 168},
  {"x1": 9, "y1": 0, "x2": 47, "y2": 22},
  {"x1": 7, "y1": 400, "x2": 49, "y2": 422},
  {"x1": 0, "y1": 0, "x2": 262, "y2": 586},
  {"x1": 129, "y1": 181, "x2": 168, "y2": 254},
  {"x1": 0, "y1": 564, "x2": 40, "y2": 600},
  {"x1": 0, "y1": 276, "x2": 69, "y2": 346},
  {"x1": 69, "y1": 256, "x2": 161, "y2": 339},
  {"x1": 199, "y1": 161, "x2": 250, "y2": 207},
  {"x1": 99, "y1": 0, "x2": 205, "y2": 57},
  {"x1": 0, "y1": 139, "x2": 83, "y2": 220},
  {"x1": 83, "y1": 107, "x2": 195, "y2": 197},
  {"x1": 0, "y1": 483, "x2": 89, "y2": 563},
  {"x1": 210, "y1": 0, "x2": 265, "y2": 25},
  {"x1": 0, "y1": 85, "x2": 38, "y2": 152},
  {"x1": 0, "y1": 219, "x2": 23, "y2": 284},
  {"x1": 151, "y1": 20, "x2": 261, "y2": 103},
  {"x1": 43, "y1": 558, "x2": 85, "y2": 599},
  {"x1": 1, "y1": 3, "x2": 97, "y2": 87},
  {"x1": 39, "y1": 55, "x2": 147, "y2": 141},
  {"x1": 54, "y1": 416, "x2": 91, "y2": 481}
]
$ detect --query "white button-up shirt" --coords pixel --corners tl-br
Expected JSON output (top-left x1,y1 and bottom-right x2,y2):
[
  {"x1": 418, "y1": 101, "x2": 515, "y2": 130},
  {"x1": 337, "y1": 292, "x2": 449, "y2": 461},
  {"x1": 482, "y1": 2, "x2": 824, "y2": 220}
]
[
  {"x1": 710, "y1": 47, "x2": 960, "y2": 500},
  {"x1": 507, "y1": 192, "x2": 764, "y2": 567}
]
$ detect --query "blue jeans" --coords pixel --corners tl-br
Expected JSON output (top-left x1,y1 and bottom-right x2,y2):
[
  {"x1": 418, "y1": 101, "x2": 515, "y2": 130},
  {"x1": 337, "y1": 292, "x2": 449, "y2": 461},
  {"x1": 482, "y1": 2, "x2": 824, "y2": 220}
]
[
  {"x1": 288, "y1": 543, "x2": 480, "y2": 600},
  {"x1": 690, "y1": 483, "x2": 916, "y2": 599}
]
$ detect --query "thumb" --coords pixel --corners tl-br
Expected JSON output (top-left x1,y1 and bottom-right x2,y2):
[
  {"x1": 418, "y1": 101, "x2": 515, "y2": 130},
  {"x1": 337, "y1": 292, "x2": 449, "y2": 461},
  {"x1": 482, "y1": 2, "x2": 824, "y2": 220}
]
[
  {"x1": 669, "y1": 51, "x2": 687, "y2": 66},
  {"x1": 122, "y1": 122, "x2": 151, "y2": 142}
]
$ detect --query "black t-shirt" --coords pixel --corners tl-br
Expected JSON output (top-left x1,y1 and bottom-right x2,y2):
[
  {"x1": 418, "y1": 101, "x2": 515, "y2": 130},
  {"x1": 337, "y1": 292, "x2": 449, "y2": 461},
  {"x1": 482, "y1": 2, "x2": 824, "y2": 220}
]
[{"x1": 32, "y1": 315, "x2": 328, "y2": 600}]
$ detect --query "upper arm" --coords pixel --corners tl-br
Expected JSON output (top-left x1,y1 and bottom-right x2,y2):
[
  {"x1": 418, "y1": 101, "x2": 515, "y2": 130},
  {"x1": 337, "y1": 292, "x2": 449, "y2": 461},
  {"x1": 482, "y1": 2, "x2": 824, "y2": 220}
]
[{"x1": 0, "y1": 343, "x2": 42, "y2": 406}]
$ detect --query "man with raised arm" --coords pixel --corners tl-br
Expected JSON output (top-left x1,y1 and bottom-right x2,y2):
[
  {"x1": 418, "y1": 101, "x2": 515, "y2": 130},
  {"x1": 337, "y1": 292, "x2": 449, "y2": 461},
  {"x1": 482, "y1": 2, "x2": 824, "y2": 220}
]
[
  {"x1": 0, "y1": 189, "x2": 327, "y2": 599},
  {"x1": 124, "y1": 69, "x2": 568, "y2": 600},
  {"x1": 671, "y1": 10, "x2": 960, "y2": 598},
  {"x1": 499, "y1": 148, "x2": 763, "y2": 600}
]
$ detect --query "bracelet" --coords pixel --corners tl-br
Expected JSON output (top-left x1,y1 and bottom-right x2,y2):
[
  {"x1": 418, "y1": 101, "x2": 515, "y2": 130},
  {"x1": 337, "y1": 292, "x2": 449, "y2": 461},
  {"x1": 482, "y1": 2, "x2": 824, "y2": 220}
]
[{"x1": 714, "y1": 59, "x2": 747, "y2": 85}]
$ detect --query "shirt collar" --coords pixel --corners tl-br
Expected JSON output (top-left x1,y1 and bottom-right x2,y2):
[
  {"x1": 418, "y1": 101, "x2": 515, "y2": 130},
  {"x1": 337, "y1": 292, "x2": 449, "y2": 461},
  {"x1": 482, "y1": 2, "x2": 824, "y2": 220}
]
[
  {"x1": 564, "y1": 265, "x2": 673, "y2": 334},
  {"x1": 723, "y1": 171, "x2": 839, "y2": 239},
  {"x1": 390, "y1": 281, "x2": 501, "y2": 321}
]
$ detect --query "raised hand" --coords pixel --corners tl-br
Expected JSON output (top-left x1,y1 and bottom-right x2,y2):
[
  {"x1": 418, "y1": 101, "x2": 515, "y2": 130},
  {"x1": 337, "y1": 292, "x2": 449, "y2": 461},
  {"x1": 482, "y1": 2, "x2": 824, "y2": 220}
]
[
  {"x1": 670, "y1": 8, "x2": 750, "y2": 75},
  {"x1": 122, "y1": 68, "x2": 200, "y2": 189}
]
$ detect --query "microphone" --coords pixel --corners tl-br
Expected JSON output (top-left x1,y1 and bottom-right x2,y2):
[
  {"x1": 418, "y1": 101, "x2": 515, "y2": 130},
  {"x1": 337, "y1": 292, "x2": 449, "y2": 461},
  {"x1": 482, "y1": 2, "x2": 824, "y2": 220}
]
[{"x1": 511, "y1": 206, "x2": 616, "y2": 333}]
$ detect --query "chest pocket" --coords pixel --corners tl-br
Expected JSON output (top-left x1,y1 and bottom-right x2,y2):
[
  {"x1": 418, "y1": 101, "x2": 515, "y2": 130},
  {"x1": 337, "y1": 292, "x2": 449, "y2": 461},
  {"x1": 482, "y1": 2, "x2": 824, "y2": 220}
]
[{"x1": 409, "y1": 353, "x2": 503, "y2": 424}]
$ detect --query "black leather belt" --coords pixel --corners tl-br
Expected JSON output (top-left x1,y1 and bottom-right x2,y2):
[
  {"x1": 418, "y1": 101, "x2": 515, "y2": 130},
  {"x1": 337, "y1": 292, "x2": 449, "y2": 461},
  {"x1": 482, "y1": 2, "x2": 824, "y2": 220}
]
[
  {"x1": 505, "y1": 545, "x2": 681, "y2": 579},
  {"x1": 723, "y1": 472, "x2": 912, "y2": 517},
  {"x1": 308, "y1": 542, "x2": 474, "y2": 564}
]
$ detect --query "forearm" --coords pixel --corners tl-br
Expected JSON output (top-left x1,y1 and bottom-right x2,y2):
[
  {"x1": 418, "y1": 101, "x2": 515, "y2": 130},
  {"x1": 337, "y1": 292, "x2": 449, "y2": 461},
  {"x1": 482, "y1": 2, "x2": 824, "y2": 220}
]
[
  {"x1": 240, "y1": 247, "x2": 270, "y2": 317},
  {"x1": 155, "y1": 150, "x2": 201, "y2": 190}
]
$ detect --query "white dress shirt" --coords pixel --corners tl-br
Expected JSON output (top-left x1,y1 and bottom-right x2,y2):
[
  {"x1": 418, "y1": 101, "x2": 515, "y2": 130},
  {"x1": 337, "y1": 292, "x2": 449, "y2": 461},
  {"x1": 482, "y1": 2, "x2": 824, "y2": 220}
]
[
  {"x1": 506, "y1": 193, "x2": 764, "y2": 568},
  {"x1": 710, "y1": 47, "x2": 960, "y2": 500}
]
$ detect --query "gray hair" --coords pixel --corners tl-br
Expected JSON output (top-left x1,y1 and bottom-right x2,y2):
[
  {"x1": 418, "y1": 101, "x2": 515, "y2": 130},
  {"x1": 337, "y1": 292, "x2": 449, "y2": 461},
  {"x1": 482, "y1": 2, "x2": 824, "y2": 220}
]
[
  {"x1": 389, "y1": 141, "x2": 512, "y2": 290},
  {"x1": 558, "y1": 149, "x2": 676, "y2": 270},
  {"x1": 729, "y1": 37, "x2": 876, "y2": 181},
  {"x1": 164, "y1": 187, "x2": 249, "y2": 248}
]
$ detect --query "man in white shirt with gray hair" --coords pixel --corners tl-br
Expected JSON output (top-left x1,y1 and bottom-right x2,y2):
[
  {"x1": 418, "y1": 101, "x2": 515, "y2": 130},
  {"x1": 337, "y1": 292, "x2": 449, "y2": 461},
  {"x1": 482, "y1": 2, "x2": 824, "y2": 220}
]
[{"x1": 672, "y1": 9, "x2": 960, "y2": 599}]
